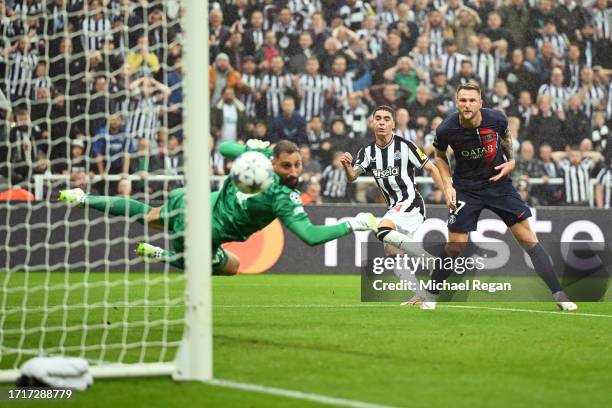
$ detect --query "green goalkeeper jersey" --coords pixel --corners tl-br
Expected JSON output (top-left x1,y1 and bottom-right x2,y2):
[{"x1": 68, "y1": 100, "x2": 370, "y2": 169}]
[{"x1": 211, "y1": 141, "x2": 352, "y2": 248}]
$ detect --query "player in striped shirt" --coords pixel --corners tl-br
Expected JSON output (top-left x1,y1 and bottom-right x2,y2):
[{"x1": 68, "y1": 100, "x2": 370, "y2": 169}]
[{"x1": 340, "y1": 105, "x2": 449, "y2": 305}]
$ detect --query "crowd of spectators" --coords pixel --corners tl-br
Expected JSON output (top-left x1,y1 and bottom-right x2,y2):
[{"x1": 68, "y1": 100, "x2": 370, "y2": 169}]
[
  {"x1": 0, "y1": 0, "x2": 611, "y2": 208},
  {"x1": 209, "y1": 0, "x2": 612, "y2": 207}
]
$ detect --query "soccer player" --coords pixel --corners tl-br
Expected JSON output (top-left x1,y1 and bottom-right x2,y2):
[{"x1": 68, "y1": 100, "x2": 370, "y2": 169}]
[
  {"x1": 59, "y1": 139, "x2": 377, "y2": 275},
  {"x1": 340, "y1": 105, "x2": 450, "y2": 305},
  {"x1": 428, "y1": 82, "x2": 577, "y2": 311}
]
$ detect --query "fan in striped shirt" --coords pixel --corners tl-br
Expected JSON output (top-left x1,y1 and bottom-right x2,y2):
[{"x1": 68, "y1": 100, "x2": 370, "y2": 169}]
[
  {"x1": 239, "y1": 56, "x2": 259, "y2": 118},
  {"x1": 328, "y1": 56, "x2": 354, "y2": 115},
  {"x1": 537, "y1": 68, "x2": 573, "y2": 113},
  {"x1": 259, "y1": 55, "x2": 293, "y2": 119},
  {"x1": 535, "y1": 22, "x2": 568, "y2": 59},
  {"x1": 126, "y1": 76, "x2": 171, "y2": 144},
  {"x1": 296, "y1": 57, "x2": 330, "y2": 122},
  {"x1": 5, "y1": 36, "x2": 38, "y2": 104},
  {"x1": 578, "y1": 67, "x2": 606, "y2": 119},
  {"x1": 439, "y1": 40, "x2": 465, "y2": 80},
  {"x1": 595, "y1": 162, "x2": 612, "y2": 209},
  {"x1": 559, "y1": 147, "x2": 593, "y2": 206},
  {"x1": 340, "y1": 105, "x2": 448, "y2": 304},
  {"x1": 81, "y1": 0, "x2": 113, "y2": 52},
  {"x1": 321, "y1": 152, "x2": 350, "y2": 203}
]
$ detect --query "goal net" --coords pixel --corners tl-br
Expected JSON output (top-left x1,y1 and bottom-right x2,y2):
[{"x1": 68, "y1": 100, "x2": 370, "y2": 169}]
[{"x1": 0, "y1": 0, "x2": 211, "y2": 381}]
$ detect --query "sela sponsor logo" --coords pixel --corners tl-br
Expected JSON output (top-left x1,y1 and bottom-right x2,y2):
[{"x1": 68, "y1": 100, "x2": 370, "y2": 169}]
[
  {"x1": 372, "y1": 166, "x2": 399, "y2": 178},
  {"x1": 460, "y1": 144, "x2": 494, "y2": 159}
]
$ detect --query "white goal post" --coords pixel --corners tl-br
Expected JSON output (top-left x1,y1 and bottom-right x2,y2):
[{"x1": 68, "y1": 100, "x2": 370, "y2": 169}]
[{"x1": 0, "y1": 0, "x2": 211, "y2": 382}]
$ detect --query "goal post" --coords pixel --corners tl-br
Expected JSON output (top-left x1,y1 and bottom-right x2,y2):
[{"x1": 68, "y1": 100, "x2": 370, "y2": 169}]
[
  {"x1": 0, "y1": 1, "x2": 211, "y2": 382},
  {"x1": 173, "y1": 0, "x2": 212, "y2": 381}
]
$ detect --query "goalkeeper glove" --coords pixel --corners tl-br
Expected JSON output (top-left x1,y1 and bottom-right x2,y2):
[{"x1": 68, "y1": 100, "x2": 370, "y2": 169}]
[
  {"x1": 345, "y1": 212, "x2": 378, "y2": 232},
  {"x1": 245, "y1": 139, "x2": 272, "y2": 157}
]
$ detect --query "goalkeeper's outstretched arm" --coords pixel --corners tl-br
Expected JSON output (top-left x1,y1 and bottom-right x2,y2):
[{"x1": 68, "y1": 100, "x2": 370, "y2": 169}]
[
  {"x1": 218, "y1": 140, "x2": 273, "y2": 160},
  {"x1": 284, "y1": 213, "x2": 376, "y2": 246}
]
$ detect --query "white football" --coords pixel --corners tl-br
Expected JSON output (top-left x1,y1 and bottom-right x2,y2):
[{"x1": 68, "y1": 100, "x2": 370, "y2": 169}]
[{"x1": 230, "y1": 151, "x2": 275, "y2": 194}]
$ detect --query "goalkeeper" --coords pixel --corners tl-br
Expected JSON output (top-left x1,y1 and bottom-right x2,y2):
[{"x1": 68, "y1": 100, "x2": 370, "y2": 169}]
[{"x1": 59, "y1": 139, "x2": 377, "y2": 275}]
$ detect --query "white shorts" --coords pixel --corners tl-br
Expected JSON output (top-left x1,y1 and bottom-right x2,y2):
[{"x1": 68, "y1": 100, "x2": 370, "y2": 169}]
[{"x1": 382, "y1": 201, "x2": 425, "y2": 238}]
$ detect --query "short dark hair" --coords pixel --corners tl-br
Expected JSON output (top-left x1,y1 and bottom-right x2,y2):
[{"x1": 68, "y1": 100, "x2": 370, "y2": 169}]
[
  {"x1": 372, "y1": 105, "x2": 395, "y2": 121},
  {"x1": 273, "y1": 140, "x2": 299, "y2": 158},
  {"x1": 456, "y1": 82, "x2": 482, "y2": 98}
]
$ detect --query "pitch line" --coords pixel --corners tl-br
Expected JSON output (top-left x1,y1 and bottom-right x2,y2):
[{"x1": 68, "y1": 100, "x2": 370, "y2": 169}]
[
  {"x1": 206, "y1": 378, "x2": 397, "y2": 408},
  {"x1": 215, "y1": 303, "x2": 612, "y2": 318}
]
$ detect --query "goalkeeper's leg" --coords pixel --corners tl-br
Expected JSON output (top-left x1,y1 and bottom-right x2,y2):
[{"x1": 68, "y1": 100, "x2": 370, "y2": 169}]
[{"x1": 59, "y1": 188, "x2": 152, "y2": 225}]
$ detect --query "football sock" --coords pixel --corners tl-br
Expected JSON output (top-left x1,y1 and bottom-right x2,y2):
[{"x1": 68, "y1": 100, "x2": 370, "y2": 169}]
[
  {"x1": 161, "y1": 249, "x2": 184, "y2": 270},
  {"x1": 85, "y1": 196, "x2": 152, "y2": 225},
  {"x1": 376, "y1": 227, "x2": 438, "y2": 270},
  {"x1": 394, "y1": 265, "x2": 426, "y2": 297},
  {"x1": 525, "y1": 243, "x2": 563, "y2": 293},
  {"x1": 428, "y1": 249, "x2": 457, "y2": 295}
]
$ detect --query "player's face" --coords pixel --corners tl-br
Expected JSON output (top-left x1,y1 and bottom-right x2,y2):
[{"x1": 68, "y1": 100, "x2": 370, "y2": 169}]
[
  {"x1": 273, "y1": 152, "x2": 302, "y2": 189},
  {"x1": 456, "y1": 90, "x2": 482, "y2": 121},
  {"x1": 372, "y1": 110, "x2": 394, "y2": 138}
]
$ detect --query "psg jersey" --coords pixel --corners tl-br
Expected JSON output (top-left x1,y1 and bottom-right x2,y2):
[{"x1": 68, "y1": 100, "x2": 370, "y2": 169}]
[{"x1": 433, "y1": 108, "x2": 510, "y2": 190}]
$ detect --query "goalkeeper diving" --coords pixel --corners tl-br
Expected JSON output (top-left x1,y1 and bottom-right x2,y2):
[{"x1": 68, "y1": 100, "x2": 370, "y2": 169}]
[{"x1": 59, "y1": 139, "x2": 377, "y2": 275}]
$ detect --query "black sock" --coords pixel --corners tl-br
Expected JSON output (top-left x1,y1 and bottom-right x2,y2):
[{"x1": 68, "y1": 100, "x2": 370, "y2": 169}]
[{"x1": 526, "y1": 243, "x2": 562, "y2": 293}]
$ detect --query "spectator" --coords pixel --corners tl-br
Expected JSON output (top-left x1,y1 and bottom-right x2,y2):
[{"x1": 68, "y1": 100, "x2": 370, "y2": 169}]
[
  {"x1": 209, "y1": 9, "x2": 230, "y2": 59},
  {"x1": 209, "y1": 52, "x2": 245, "y2": 106},
  {"x1": 222, "y1": 31, "x2": 246, "y2": 72},
  {"x1": 211, "y1": 86, "x2": 247, "y2": 146},
  {"x1": 364, "y1": 83, "x2": 408, "y2": 112},
  {"x1": 559, "y1": 146, "x2": 593, "y2": 206},
  {"x1": 299, "y1": 144, "x2": 322, "y2": 185},
  {"x1": 451, "y1": 6, "x2": 481, "y2": 55},
  {"x1": 62, "y1": 138, "x2": 93, "y2": 191},
  {"x1": 514, "y1": 141, "x2": 545, "y2": 184},
  {"x1": 473, "y1": 35, "x2": 496, "y2": 91},
  {"x1": 328, "y1": 55, "x2": 354, "y2": 115},
  {"x1": 5, "y1": 36, "x2": 38, "y2": 104},
  {"x1": 450, "y1": 59, "x2": 480, "y2": 88},
  {"x1": 342, "y1": 93, "x2": 369, "y2": 141},
  {"x1": 487, "y1": 79, "x2": 515, "y2": 114},
  {"x1": 306, "y1": 116, "x2": 330, "y2": 157},
  {"x1": 538, "y1": 67, "x2": 572, "y2": 113},
  {"x1": 564, "y1": 45, "x2": 583, "y2": 90},
  {"x1": 255, "y1": 30, "x2": 281, "y2": 71},
  {"x1": 126, "y1": 76, "x2": 171, "y2": 143},
  {"x1": 243, "y1": 10, "x2": 265, "y2": 57},
  {"x1": 529, "y1": 94, "x2": 565, "y2": 151},
  {"x1": 91, "y1": 113, "x2": 135, "y2": 195},
  {"x1": 509, "y1": 90, "x2": 535, "y2": 140},
  {"x1": 430, "y1": 71, "x2": 455, "y2": 116},
  {"x1": 133, "y1": 137, "x2": 163, "y2": 197},
  {"x1": 395, "y1": 108, "x2": 419, "y2": 144},
  {"x1": 591, "y1": 111, "x2": 610, "y2": 153},
  {"x1": 167, "y1": 56, "x2": 183, "y2": 132},
  {"x1": 161, "y1": 134, "x2": 184, "y2": 189},
  {"x1": 500, "y1": 48, "x2": 539, "y2": 99},
  {"x1": 536, "y1": 143, "x2": 563, "y2": 205},
  {"x1": 408, "y1": 86, "x2": 437, "y2": 129},
  {"x1": 269, "y1": 96, "x2": 306, "y2": 145},
  {"x1": 479, "y1": 11, "x2": 515, "y2": 51},
  {"x1": 563, "y1": 95, "x2": 590, "y2": 148},
  {"x1": 296, "y1": 57, "x2": 330, "y2": 122},
  {"x1": 301, "y1": 180, "x2": 322, "y2": 205},
  {"x1": 555, "y1": 0, "x2": 589, "y2": 42},
  {"x1": 81, "y1": 0, "x2": 112, "y2": 52},
  {"x1": 375, "y1": 30, "x2": 406, "y2": 82},
  {"x1": 595, "y1": 159, "x2": 612, "y2": 209},
  {"x1": 259, "y1": 55, "x2": 293, "y2": 119},
  {"x1": 578, "y1": 67, "x2": 606, "y2": 119},
  {"x1": 288, "y1": 32, "x2": 314, "y2": 74},
  {"x1": 383, "y1": 57, "x2": 422, "y2": 104},
  {"x1": 499, "y1": 0, "x2": 530, "y2": 48},
  {"x1": 253, "y1": 120, "x2": 269, "y2": 141},
  {"x1": 321, "y1": 151, "x2": 350, "y2": 203}
]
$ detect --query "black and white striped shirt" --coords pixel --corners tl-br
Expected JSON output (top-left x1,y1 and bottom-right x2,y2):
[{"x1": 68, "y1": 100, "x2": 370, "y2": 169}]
[
  {"x1": 342, "y1": 104, "x2": 369, "y2": 139},
  {"x1": 428, "y1": 27, "x2": 445, "y2": 59},
  {"x1": 559, "y1": 158, "x2": 591, "y2": 205},
  {"x1": 8, "y1": 50, "x2": 38, "y2": 99},
  {"x1": 537, "y1": 84, "x2": 572, "y2": 112},
  {"x1": 474, "y1": 52, "x2": 497, "y2": 91},
  {"x1": 82, "y1": 15, "x2": 112, "y2": 51},
  {"x1": 339, "y1": 0, "x2": 372, "y2": 30},
  {"x1": 566, "y1": 63, "x2": 582, "y2": 90},
  {"x1": 260, "y1": 72, "x2": 293, "y2": 118},
  {"x1": 321, "y1": 165, "x2": 349, "y2": 198},
  {"x1": 581, "y1": 85, "x2": 606, "y2": 119},
  {"x1": 298, "y1": 74, "x2": 329, "y2": 121},
  {"x1": 592, "y1": 8, "x2": 611, "y2": 40},
  {"x1": 354, "y1": 135, "x2": 429, "y2": 209},
  {"x1": 12, "y1": 0, "x2": 43, "y2": 17},
  {"x1": 535, "y1": 33, "x2": 568, "y2": 57},
  {"x1": 126, "y1": 94, "x2": 162, "y2": 143},
  {"x1": 356, "y1": 28, "x2": 386, "y2": 57},
  {"x1": 241, "y1": 73, "x2": 259, "y2": 118},
  {"x1": 440, "y1": 52, "x2": 465, "y2": 79},
  {"x1": 596, "y1": 167, "x2": 612, "y2": 209},
  {"x1": 607, "y1": 82, "x2": 612, "y2": 120},
  {"x1": 307, "y1": 130, "x2": 330, "y2": 151},
  {"x1": 329, "y1": 74, "x2": 353, "y2": 107},
  {"x1": 378, "y1": 9, "x2": 399, "y2": 29},
  {"x1": 30, "y1": 75, "x2": 53, "y2": 101}
]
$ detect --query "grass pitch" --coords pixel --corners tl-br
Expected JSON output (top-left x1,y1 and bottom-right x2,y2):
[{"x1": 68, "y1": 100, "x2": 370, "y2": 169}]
[{"x1": 2, "y1": 273, "x2": 612, "y2": 407}]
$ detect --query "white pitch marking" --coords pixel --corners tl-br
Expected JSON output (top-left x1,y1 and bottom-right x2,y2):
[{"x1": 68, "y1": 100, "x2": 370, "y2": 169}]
[
  {"x1": 206, "y1": 378, "x2": 398, "y2": 408},
  {"x1": 215, "y1": 303, "x2": 612, "y2": 318}
]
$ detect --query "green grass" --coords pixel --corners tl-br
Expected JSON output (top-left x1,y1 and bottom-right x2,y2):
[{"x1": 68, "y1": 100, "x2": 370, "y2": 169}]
[{"x1": 2, "y1": 273, "x2": 612, "y2": 407}]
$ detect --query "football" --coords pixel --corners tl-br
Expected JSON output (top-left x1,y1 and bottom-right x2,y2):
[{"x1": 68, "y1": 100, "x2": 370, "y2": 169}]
[{"x1": 230, "y1": 151, "x2": 275, "y2": 194}]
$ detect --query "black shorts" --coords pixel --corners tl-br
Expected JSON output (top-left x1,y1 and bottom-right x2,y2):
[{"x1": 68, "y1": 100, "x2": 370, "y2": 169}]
[{"x1": 448, "y1": 181, "x2": 532, "y2": 232}]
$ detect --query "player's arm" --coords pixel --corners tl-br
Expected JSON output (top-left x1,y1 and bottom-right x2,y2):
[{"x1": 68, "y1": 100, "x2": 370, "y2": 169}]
[
  {"x1": 490, "y1": 127, "x2": 516, "y2": 182},
  {"x1": 340, "y1": 151, "x2": 366, "y2": 182},
  {"x1": 284, "y1": 213, "x2": 375, "y2": 246},
  {"x1": 218, "y1": 139, "x2": 272, "y2": 160},
  {"x1": 422, "y1": 160, "x2": 447, "y2": 200},
  {"x1": 434, "y1": 147, "x2": 456, "y2": 210}
]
